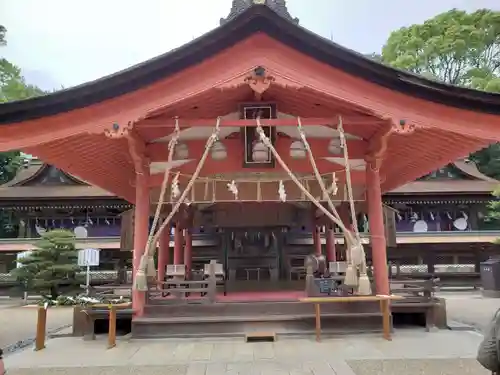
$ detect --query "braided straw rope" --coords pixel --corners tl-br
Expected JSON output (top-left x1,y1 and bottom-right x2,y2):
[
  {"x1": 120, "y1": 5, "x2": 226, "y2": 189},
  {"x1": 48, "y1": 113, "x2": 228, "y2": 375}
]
[
  {"x1": 255, "y1": 118, "x2": 349, "y2": 233},
  {"x1": 134, "y1": 117, "x2": 221, "y2": 291},
  {"x1": 142, "y1": 119, "x2": 181, "y2": 278}
]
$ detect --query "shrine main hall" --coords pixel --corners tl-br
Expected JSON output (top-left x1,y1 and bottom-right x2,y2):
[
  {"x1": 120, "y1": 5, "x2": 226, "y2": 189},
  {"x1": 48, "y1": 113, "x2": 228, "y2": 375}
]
[{"x1": 0, "y1": 1, "x2": 499, "y2": 336}]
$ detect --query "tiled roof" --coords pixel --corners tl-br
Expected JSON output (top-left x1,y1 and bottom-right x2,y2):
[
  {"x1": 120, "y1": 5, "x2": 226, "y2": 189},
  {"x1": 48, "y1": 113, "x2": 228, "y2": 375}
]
[{"x1": 220, "y1": 0, "x2": 298, "y2": 25}]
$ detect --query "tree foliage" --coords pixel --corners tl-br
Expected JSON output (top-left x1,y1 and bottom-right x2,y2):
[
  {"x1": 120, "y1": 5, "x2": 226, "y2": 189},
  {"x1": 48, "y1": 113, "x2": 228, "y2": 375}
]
[
  {"x1": 0, "y1": 58, "x2": 45, "y2": 102},
  {"x1": 0, "y1": 25, "x2": 45, "y2": 186},
  {"x1": 0, "y1": 25, "x2": 6, "y2": 46},
  {"x1": 12, "y1": 230, "x2": 80, "y2": 298},
  {"x1": 381, "y1": 9, "x2": 500, "y2": 87},
  {"x1": 380, "y1": 9, "x2": 500, "y2": 178}
]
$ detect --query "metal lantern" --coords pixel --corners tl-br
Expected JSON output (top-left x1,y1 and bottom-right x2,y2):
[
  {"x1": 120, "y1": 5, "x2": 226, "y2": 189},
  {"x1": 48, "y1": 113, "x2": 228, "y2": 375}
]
[
  {"x1": 252, "y1": 141, "x2": 269, "y2": 162},
  {"x1": 211, "y1": 141, "x2": 227, "y2": 160},
  {"x1": 290, "y1": 140, "x2": 306, "y2": 159},
  {"x1": 328, "y1": 137, "x2": 342, "y2": 154},
  {"x1": 174, "y1": 143, "x2": 189, "y2": 160}
]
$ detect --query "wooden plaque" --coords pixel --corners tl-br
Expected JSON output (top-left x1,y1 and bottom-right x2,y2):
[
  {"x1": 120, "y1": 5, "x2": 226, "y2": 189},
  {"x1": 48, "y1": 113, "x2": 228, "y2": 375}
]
[
  {"x1": 120, "y1": 209, "x2": 134, "y2": 251},
  {"x1": 383, "y1": 205, "x2": 397, "y2": 248}
]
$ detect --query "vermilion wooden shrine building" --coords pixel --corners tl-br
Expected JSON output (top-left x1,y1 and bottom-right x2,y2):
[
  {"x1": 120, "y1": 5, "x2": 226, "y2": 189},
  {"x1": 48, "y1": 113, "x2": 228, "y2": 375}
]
[{"x1": 0, "y1": 1, "x2": 499, "y2": 333}]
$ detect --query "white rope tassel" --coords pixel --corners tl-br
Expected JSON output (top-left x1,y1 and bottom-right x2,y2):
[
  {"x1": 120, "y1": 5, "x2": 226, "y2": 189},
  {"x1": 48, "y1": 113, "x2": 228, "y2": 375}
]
[
  {"x1": 338, "y1": 117, "x2": 365, "y2": 264},
  {"x1": 338, "y1": 116, "x2": 370, "y2": 294},
  {"x1": 133, "y1": 117, "x2": 221, "y2": 291},
  {"x1": 278, "y1": 180, "x2": 286, "y2": 202},
  {"x1": 171, "y1": 172, "x2": 181, "y2": 200},
  {"x1": 227, "y1": 180, "x2": 238, "y2": 200},
  {"x1": 134, "y1": 118, "x2": 180, "y2": 290},
  {"x1": 331, "y1": 172, "x2": 338, "y2": 196}
]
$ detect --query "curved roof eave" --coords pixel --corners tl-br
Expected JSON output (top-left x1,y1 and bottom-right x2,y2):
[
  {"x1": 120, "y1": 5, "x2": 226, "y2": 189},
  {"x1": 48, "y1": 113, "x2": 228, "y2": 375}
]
[{"x1": 1, "y1": 4, "x2": 500, "y2": 125}]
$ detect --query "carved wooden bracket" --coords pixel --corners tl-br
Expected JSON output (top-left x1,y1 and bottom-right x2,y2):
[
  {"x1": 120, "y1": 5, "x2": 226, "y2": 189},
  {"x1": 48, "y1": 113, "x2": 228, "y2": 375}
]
[
  {"x1": 216, "y1": 67, "x2": 303, "y2": 100},
  {"x1": 365, "y1": 118, "x2": 417, "y2": 170},
  {"x1": 244, "y1": 66, "x2": 275, "y2": 98},
  {"x1": 391, "y1": 119, "x2": 416, "y2": 135},
  {"x1": 104, "y1": 121, "x2": 135, "y2": 138}
]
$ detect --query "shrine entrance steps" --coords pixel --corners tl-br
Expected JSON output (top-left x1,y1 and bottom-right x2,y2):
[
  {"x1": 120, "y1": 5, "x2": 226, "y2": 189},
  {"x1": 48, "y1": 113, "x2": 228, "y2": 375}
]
[{"x1": 131, "y1": 300, "x2": 385, "y2": 339}]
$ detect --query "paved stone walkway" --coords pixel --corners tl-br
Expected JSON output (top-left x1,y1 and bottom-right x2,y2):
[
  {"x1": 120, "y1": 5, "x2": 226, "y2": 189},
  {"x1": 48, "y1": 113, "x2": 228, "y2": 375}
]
[
  {"x1": 2, "y1": 292, "x2": 498, "y2": 374},
  {"x1": 438, "y1": 291, "x2": 500, "y2": 331},
  {"x1": 0, "y1": 306, "x2": 73, "y2": 351},
  {"x1": 3, "y1": 330, "x2": 489, "y2": 374}
]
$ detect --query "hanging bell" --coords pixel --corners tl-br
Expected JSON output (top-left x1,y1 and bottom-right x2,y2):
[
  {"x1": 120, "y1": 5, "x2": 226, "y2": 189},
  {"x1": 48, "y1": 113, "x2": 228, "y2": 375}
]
[
  {"x1": 174, "y1": 143, "x2": 189, "y2": 160},
  {"x1": 211, "y1": 141, "x2": 227, "y2": 160},
  {"x1": 328, "y1": 138, "x2": 342, "y2": 154},
  {"x1": 289, "y1": 140, "x2": 306, "y2": 159},
  {"x1": 252, "y1": 141, "x2": 269, "y2": 162}
]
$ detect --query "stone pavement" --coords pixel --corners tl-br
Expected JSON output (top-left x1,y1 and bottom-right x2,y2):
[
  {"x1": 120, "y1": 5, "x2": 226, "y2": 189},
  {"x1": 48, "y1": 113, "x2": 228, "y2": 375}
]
[
  {"x1": 3, "y1": 330, "x2": 489, "y2": 375},
  {"x1": 0, "y1": 306, "x2": 73, "y2": 351},
  {"x1": 438, "y1": 291, "x2": 500, "y2": 331}
]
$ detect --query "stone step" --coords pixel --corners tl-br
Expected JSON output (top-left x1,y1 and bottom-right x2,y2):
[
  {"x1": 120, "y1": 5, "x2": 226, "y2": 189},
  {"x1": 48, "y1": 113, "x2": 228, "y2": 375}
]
[
  {"x1": 143, "y1": 300, "x2": 380, "y2": 317},
  {"x1": 131, "y1": 313, "x2": 384, "y2": 339}
]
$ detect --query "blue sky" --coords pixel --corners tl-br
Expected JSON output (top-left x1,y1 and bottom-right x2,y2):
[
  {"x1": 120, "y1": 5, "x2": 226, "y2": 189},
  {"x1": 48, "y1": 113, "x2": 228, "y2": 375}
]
[{"x1": 1, "y1": 0, "x2": 499, "y2": 90}]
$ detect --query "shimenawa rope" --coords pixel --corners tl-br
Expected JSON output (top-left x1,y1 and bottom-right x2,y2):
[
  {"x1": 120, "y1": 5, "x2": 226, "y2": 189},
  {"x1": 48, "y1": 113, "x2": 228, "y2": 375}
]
[{"x1": 133, "y1": 117, "x2": 221, "y2": 291}]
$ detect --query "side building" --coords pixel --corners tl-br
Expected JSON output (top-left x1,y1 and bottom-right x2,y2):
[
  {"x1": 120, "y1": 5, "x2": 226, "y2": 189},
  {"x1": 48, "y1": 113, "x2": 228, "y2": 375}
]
[{"x1": 0, "y1": 158, "x2": 498, "y2": 281}]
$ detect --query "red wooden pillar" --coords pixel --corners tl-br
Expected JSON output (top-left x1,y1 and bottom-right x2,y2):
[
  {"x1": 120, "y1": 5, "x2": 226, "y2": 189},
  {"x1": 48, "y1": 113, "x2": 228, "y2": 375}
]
[
  {"x1": 173, "y1": 224, "x2": 184, "y2": 264},
  {"x1": 339, "y1": 203, "x2": 351, "y2": 261},
  {"x1": 157, "y1": 226, "x2": 170, "y2": 282},
  {"x1": 311, "y1": 208, "x2": 322, "y2": 256},
  {"x1": 366, "y1": 165, "x2": 390, "y2": 295},
  {"x1": 313, "y1": 226, "x2": 322, "y2": 256},
  {"x1": 184, "y1": 228, "x2": 193, "y2": 276},
  {"x1": 132, "y1": 168, "x2": 150, "y2": 316},
  {"x1": 325, "y1": 225, "x2": 336, "y2": 262}
]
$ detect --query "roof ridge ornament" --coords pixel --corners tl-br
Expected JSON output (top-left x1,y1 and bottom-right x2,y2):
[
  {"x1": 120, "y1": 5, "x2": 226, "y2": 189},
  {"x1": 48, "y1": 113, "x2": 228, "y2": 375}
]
[{"x1": 220, "y1": 0, "x2": 299, "y2": 25}]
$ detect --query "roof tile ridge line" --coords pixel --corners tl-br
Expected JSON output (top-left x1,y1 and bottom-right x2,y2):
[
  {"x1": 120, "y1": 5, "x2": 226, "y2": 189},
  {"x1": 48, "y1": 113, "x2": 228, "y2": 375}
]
[
  {"x1": 453, "y1": 160, "x2": 499, "y2": 182},
  {"x1": 64, "y1": 172, "x2": 89, "y2": 185},
  {"x1": 7, "y1": 163, "x2": 47, "y2": 187}
]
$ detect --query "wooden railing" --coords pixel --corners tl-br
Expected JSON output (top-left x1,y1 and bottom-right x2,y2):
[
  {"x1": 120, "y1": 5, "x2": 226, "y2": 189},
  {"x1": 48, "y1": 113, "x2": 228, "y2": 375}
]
[{"x1": 148, "y1": 261, "x2": 218, "y2": 303}]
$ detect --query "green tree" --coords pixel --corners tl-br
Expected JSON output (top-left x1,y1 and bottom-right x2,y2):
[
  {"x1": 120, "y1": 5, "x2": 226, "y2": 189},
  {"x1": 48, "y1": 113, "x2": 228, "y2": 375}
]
[
  {"x1": 380, "y1": 9, "x2": 500, "y2": 178},
  {"x1": 487, "y1": 188, "x2": 500, "y2": 238},
  {"x1": 0, "y1": 58, "x2": 45, "y2": 102},
  {"x1": 0, "y1": 25, "x2": 6, "y2": 46},
  {"x1": 0, "y1": 25, "x2": 45, "y2": 185},
  {"x1": 12, "y1": 230, "x2": 80, "y2": 299}
]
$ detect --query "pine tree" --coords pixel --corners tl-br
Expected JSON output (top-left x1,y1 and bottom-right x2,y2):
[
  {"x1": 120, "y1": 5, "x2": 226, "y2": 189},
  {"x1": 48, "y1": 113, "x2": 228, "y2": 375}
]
[
  {"x1": 488, "y1": 188, "x2": 500, "y2": 242},
  {"x1": 13, "y1": 229, "x2": 80, "y2": 299}
]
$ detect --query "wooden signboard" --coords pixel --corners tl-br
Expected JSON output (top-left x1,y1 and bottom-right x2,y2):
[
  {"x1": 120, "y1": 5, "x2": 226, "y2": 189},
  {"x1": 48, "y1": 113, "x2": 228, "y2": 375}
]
[
  {"x1": 314, "y1": 278, "x2": 336, "y2": 294},
  {"x1": 120, "y1": 209, "x2": 134, "y2": 251},
  {"x1": 383, "y1": 205, "x2": 397, "y2": 248}
]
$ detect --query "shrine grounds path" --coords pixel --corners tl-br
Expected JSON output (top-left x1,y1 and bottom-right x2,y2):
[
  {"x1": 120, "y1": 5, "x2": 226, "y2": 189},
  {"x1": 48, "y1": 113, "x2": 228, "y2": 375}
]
[
  {"x1": 0, "y1": 302, "x2": 73, "y2": 351},
  {"x1": 2, "y1": 330, "x2": 490, "y2": 375},
  {"x1": 1, "y1": 291, "x2": 499, "y2": 374}
]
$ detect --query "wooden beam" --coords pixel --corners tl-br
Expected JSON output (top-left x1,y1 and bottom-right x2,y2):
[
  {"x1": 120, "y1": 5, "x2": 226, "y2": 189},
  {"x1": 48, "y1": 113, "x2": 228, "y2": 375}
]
[
  {"x1": 138, "y1": 117, "x2": 376, "y2": 129},
  {"x1": 147, "y1": 138, "x2": 367, "y2": 162},
  {"x1": 147, "y1": 137, "x2": 367, "y2": 186},
  {"x1": 149, "y1": 165, "x2": 365, "y2": 187}
]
